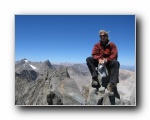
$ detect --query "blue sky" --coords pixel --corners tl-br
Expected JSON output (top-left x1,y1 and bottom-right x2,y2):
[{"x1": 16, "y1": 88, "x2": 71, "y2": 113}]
[{"x1": 15, "y1": 15, "x2": 135, "y2": 66}]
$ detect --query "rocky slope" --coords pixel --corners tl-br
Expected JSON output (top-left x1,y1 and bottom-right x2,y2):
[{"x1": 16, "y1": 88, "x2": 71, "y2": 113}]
[
  {"x1": 15, "y1": 59, "x2": 83, "y2": 105},
  {"x1": 117, "y1": 69, "x2": 136, "y2": 105},
  {"x1": 15, "y1": 59, "x2": 136, "y2": 105}
]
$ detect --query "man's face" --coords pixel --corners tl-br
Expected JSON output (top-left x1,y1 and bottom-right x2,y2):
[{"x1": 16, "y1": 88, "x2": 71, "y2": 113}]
[{"x1": 100, "y1": 32, "x2": 108, "y2": 44}]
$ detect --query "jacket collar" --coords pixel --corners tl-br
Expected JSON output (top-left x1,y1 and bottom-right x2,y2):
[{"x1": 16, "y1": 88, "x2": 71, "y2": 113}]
[{"x1": 100, "y1": 39, "x2": 110, "y2": 47}]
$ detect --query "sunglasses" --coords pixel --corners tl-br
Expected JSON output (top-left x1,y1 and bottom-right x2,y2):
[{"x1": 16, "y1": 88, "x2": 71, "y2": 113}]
[{"x1": 100, "y1": 35, "x2": 107, "y2": 38}]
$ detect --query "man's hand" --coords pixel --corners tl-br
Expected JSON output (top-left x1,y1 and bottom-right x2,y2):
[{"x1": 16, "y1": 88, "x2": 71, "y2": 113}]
[
  {"x1": 99, "y1": 58, "x2": 107, "y2": 64},
  {"x1": 99, "y1": 59, "x2": 104, "y2": 64}
]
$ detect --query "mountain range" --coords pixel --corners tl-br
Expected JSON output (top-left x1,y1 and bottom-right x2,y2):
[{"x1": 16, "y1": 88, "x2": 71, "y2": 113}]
[{"x1": 15, "y1": 59, "x2": 136, "y2": 105}]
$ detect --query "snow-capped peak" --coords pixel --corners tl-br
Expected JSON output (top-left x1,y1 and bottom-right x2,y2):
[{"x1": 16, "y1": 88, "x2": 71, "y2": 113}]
[{"x1": 24, "y1": 59, "x2": 28, "y2": 63}]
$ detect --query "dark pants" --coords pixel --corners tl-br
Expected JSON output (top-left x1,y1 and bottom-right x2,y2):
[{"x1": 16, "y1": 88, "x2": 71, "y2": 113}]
[
  {"x1": 86, "y1": 57, "x2": 120, "y2": 84},
  {"x1": 86, "y1": 57, "x2": 120, "y2": 105}
]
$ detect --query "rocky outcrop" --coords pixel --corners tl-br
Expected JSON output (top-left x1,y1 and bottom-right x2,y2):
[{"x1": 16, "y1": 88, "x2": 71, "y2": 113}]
[
  {"x1": 18, "y1": 70, "x2": 38, "y2": 81},
  {"x1": 48, "y1": 67, "x2": 84, "y2": 105},
  {"x1": 15, "y1": 59, "x2": 136, "y2": 105},
  {"x1": 117, "y1": 72, "x2": 136, "y2": 105},
  {"x1": 15, "y1": 59, "x2": 84, "y2": 105}
]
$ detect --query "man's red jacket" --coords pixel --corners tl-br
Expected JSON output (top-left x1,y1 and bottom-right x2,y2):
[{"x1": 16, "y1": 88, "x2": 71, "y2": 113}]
[{"x1": 92, "y1": 41, "x2": 118, "y2": 63}]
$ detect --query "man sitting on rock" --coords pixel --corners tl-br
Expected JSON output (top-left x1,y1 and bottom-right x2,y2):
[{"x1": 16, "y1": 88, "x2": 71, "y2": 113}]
[{"x1": 86, "y1": 30, "x2": 120, "y2": 105}]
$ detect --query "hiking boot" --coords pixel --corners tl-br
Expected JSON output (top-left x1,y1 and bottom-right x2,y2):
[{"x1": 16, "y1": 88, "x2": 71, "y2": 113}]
[
  {"x1": 107, "y1": 82, "x2": 115, "y2": 93},
  {"x1": 91, "y1": 77, "x2": 100, "y2": 88}
]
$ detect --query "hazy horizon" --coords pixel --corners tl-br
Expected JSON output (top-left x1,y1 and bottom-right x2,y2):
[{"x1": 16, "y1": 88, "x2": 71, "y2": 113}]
[{"x1": 15, "y1": 58, "x2": 135, "y2": 69}]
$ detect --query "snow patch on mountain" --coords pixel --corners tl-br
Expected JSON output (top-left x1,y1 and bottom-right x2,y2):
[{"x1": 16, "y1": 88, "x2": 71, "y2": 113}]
[
  {"x1": 24, "y1": 60, "x2": 28, "y2": 63},
  {"x1": 29, "y1": 64, "x2": 36, "y2": 69}
]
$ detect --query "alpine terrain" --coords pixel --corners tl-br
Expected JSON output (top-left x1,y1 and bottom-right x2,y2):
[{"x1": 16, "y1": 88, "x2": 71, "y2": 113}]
[{"x1": 15, "y1": 59, "x2": 136, "y2": 105}]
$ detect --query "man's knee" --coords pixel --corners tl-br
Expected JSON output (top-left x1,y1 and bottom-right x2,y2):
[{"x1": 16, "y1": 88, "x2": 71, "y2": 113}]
[
  {"x1": 86, "y1": 57, "x2": 92, "y2": 63},
  {"x1": 111, "y1": 60, "x2": 120, "y2": 68}
]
